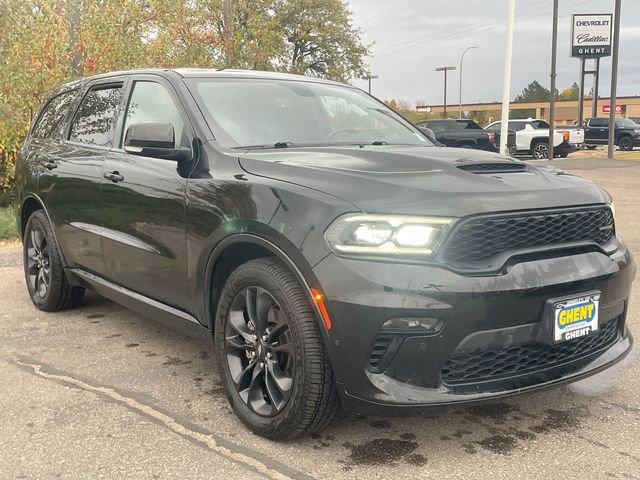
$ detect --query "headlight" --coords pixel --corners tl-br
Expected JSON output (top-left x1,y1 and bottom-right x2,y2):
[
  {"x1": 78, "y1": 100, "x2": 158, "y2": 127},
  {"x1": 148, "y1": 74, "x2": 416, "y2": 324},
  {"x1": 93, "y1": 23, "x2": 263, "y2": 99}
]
[{"x1": 325, "y1": 214, "x2": 454, "y2": 256}]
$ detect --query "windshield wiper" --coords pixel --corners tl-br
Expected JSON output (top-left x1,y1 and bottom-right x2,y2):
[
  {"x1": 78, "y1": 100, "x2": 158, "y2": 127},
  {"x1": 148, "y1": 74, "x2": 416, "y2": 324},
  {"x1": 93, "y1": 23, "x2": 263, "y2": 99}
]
[{"x1": 273, "y1": 141, "x2": 295, "y2": 148}]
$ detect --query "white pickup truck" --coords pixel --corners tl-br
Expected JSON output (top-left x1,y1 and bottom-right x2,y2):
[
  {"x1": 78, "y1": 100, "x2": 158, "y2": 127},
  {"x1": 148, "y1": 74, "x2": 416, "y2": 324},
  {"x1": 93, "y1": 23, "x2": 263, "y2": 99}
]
[{"x1": 486, "y1": 119, "x2": 584, "y2": 159}]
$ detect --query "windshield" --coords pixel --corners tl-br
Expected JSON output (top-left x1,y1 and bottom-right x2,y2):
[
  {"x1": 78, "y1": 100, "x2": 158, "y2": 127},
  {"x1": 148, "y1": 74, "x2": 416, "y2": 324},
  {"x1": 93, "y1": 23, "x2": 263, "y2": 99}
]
[
  {"x1": 616, "y1": 117, "x2": 638, "y2": 128},
  {"x1": 186, "y1": 78, "x2": 432, "y2": 149}
]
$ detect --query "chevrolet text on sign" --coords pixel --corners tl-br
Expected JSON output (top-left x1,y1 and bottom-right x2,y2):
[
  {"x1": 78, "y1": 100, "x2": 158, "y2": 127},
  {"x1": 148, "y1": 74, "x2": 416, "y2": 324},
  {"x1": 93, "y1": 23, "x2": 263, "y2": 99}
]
[{"x1": 571, "y1": 14, "x2": 613, "y2": 58}]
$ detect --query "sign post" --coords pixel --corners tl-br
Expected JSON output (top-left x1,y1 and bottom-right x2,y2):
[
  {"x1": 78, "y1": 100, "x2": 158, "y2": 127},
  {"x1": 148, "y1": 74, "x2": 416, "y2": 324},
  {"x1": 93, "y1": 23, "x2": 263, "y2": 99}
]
[{"x1": 571, "y1": 14, "x2": 612, "y2": 127}]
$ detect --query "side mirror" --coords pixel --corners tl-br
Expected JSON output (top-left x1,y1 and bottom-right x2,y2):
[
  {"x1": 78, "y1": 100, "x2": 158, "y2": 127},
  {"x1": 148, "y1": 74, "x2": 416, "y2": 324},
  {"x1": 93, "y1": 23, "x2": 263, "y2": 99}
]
[{"x1": 123, "y1": 122, "x2": 191, "y2": 162}]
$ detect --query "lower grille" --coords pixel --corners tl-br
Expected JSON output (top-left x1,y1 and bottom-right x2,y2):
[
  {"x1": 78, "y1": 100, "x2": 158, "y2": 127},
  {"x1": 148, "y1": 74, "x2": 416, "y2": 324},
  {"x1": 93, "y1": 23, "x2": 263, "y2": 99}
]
[{"x1": 441, "y1": 316, "x2": 620, "y2": 385}]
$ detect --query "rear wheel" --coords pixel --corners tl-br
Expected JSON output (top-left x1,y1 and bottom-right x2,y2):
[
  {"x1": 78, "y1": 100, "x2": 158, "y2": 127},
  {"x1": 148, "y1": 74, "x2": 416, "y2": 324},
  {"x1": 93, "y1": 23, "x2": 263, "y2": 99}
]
[
  {"x1": 23, "y1": 210, "x2": 85, "y2": 311},
  {"x1": 215, "y1": 257, "x2": 339, "y2": 439},
  {"x1": 619, "y1": 136, "x2": 633, "y2": 151},
  {"x1": 531, "y1": 141, "x2": 549, "y2": 160}
]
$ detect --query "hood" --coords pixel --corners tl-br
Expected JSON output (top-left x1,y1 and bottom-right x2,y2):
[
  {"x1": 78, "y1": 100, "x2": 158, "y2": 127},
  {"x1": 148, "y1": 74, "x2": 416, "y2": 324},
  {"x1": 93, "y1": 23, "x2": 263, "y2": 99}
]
[{"x1": 238, "y1": 145, "x2": 609, "y2": 217}]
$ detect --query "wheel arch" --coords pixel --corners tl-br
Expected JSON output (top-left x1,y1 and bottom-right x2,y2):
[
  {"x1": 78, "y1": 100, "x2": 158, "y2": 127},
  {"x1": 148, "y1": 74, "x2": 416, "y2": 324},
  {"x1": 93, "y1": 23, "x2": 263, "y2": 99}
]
[
  {"x1": 203, "y1": 233, "x2": 328, "y2": 336},
  {"x1": 19, "y1": 194, "x2": 69, "y2": 268},
  {"x1": 529, "y1": 136, "x2": 549, "y2": 150}
]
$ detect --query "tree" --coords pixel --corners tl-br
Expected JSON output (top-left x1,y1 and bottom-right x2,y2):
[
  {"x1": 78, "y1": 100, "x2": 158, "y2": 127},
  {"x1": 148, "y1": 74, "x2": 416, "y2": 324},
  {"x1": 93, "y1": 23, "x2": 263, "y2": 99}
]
[
  {"x1": 559, "y1": 82, "x2": 580, "y2": 101},
  {"x1": 274, "y1": 0, "x2": 369, "y2": 82},
  {"x1": 514, "y1": 80, "x2": 558, "y2": 102},
  {"x1": 0, "y1": 0, "x2": 369, "y2": 205}
]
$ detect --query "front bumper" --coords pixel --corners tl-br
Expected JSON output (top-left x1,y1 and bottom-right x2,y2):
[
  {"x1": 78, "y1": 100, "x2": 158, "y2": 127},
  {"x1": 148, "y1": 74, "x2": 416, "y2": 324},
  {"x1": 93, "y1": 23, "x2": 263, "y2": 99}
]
[{"x1": 313, "y1": 240, "x2": 635, "y2": 413}]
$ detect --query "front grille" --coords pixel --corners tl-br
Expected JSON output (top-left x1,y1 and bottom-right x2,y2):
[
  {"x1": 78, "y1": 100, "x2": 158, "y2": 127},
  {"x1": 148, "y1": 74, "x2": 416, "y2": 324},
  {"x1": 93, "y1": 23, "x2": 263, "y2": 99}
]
[
  {"x1": 457, "y1": 163, "x2": 528, "y2": 174},
  {"x1": 441, "y1": 316, "x2": 620, "y2": 385},
  {"x1": 443, "y1": 207, "x2": 614, "y2": 265}
]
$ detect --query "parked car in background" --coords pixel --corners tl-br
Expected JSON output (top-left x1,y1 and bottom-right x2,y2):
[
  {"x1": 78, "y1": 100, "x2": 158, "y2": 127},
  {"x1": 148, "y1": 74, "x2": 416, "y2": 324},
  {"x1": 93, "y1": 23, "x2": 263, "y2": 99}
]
[
  {"x1": 15, "y1": 68, "x2": 635, "y2": 440},
  {"x1": 416, "y1": 125, "x2": 443, "y2": 146},
  {"x1": 486, "y1": 119, "x2": 584, "y2": 159},
  {"x1": 628, "y1": 117, "x2": 640, "y2": 125},
  {"x1": 584, "y1": 117, "x2": 640, "y2": 151},
  {"x1": 415, "y1": 119, "x2": 515, "y2": 154}
]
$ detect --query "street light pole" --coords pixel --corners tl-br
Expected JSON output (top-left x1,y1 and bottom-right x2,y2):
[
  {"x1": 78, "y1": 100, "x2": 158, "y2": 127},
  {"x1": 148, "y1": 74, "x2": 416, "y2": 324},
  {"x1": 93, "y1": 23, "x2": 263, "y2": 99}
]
[
  {"x1": 548, "y1": 0, "x2": 559, "y2": 160},
  {"x1": 499, "y1": 0, "x2": 515, "y2": 155},
  {"x1": 608, "y1": 0, "x2": 622, "y2": 160},
  {"x1": 435, "y1": 66, "x2": 456, "y2": 117},
  {"x1": 362, "y1": 74, "x2": 379, "y2": 94},
  {"x1": 459, "y1": 47, "x2": 477, "y2": 119}
]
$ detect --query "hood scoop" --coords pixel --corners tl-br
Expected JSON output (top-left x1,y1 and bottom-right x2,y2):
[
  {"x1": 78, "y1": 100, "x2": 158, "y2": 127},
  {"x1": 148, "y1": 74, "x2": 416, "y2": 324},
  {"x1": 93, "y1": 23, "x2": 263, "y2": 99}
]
[{"x1": 457, "y1": 162, "x2": 528, "y2": 174}]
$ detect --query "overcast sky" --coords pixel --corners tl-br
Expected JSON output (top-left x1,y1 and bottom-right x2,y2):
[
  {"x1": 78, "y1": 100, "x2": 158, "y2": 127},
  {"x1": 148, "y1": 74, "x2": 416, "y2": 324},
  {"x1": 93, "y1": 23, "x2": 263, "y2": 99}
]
[{"x1": 348, "y1": 0, "x2": 640, "y2": 106}]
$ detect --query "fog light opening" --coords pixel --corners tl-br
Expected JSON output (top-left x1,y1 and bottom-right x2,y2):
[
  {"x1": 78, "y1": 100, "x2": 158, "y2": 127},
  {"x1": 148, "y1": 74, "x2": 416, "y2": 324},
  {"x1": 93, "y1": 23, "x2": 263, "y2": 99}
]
[{"x1": 381, "y1": 317, "x2": 444, "y2": 335}]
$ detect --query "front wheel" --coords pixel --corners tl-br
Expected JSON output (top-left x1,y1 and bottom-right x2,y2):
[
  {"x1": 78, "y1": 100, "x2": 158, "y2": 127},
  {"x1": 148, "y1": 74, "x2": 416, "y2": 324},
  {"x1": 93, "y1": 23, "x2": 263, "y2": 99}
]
[
  {"x1": 214, "y1": 258, "x2": 339, "y2": 439},
  {"x1": 23, "y1": 210, "x2": 85, "y2": 311},
  {"x1": 586, "y1": 145, "x2": 598, "y2": 150},
  {"x1": 619, "y1": 136, "x2": 634, "y2": 151},
  {"x1": 531, "y1": 141, "x2": 549, "y2": 160}
]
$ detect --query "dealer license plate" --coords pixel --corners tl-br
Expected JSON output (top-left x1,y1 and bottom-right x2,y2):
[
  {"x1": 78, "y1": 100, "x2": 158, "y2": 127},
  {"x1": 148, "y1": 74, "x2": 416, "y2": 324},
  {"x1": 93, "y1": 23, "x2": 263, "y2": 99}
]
[{"x1": 553, "y1": 293, "x2": 600, "y2": 343}]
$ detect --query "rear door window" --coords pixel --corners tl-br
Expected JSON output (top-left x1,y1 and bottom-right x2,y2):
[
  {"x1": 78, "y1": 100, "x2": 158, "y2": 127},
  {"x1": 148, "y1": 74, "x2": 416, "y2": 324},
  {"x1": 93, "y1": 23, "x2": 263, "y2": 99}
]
[
  {"x1": 589, "y1": 118, "x2": 607, "y2": 128},
  {"x1": 69, "y1": 84, "x2": 124, "y2": 147},
  {"x1": 507, "y1": 122, "x2": 526, "y2": 131},
  {"x1": 31, "y1": 90, "x2": 78, "y2": 139}
]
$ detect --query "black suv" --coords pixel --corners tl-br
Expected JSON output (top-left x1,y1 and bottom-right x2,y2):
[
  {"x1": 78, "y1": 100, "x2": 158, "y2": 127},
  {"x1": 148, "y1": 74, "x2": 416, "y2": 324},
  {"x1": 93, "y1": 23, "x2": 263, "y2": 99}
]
[
  {"x1": 15, "y1": 69, "x2": 635, "y2": 440},
  {"x1": 584, "y1": 117, "x2": 640, "y2": 150}
]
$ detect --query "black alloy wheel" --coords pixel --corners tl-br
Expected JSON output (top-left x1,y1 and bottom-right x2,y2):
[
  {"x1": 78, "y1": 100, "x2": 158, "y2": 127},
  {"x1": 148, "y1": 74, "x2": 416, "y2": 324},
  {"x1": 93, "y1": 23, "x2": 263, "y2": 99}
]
[
  {"x1": 215, "y1": 257, "x2": 339, "y2": 439},
  {"x1": 25, "y1": 225, "x2": 51, "y2": 299},
  {"x1": 225, "y1": 286, "x2": 294, "y2": 416},
  {"x1": 23, "y1": 210, "x2": 85, "y2": 311}
]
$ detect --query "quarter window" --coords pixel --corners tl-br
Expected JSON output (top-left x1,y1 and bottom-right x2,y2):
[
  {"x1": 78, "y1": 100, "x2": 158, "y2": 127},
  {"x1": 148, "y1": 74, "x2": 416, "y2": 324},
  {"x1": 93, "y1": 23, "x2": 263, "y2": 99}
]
[
  {"x1": 122, "y1": 81, "x2": 188, "y2": 148},
  {"x1": 31, "y1": 90, "x2": 78, "y2": 139},
  {"x1": 69, "y1": 84, "x2": 123, "y2": 146}
]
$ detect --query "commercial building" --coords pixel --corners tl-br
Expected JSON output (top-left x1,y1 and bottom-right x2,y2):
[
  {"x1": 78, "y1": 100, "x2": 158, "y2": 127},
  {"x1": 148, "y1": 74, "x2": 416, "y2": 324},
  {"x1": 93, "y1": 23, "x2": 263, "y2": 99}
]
[{"x1": 417, "y1": 96, "x2": 640, "y2": 124}]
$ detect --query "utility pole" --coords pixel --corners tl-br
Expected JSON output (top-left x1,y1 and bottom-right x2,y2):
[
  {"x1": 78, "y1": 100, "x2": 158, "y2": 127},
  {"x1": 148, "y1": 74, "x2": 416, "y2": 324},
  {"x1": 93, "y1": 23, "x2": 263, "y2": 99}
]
[
  {"x1": 362, "y1": 74, "x2": 378, "y2": 94},
  {"x1": 548, "y1": 0, "x2": 559, "y2": 160},
  {"x1": 591, "y1": 58, "x2": 601, "y2": 119},
  {"x1": 223, "y1": 0, "x2": 233, "y2": 68},
  {"x1": 459, "y1": 47, "x2": 477, "y2": 119},
  {"x1": 499, "y1": 0, "x2": 515, "y2": 155},
  {"x1": 435, "y1": 66, "x2": 456, "y2": 117},
  {"x1": 608, "y1": 0, "x2": 622, "y2": 160}
]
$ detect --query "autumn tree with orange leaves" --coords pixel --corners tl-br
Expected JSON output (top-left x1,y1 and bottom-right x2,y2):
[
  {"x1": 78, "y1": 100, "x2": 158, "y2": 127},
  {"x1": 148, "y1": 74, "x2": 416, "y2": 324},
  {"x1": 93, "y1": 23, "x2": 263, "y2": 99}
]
[{"x1": 0, "y1": 0, "x2": 369, "y2": 205}]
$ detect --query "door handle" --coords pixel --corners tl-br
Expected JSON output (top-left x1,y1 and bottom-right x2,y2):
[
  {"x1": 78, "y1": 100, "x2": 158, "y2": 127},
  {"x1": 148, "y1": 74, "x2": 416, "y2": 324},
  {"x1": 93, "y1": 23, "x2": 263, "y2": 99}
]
[{"x1": 103, "y1": 171, "x2": 124, "y2": 183}]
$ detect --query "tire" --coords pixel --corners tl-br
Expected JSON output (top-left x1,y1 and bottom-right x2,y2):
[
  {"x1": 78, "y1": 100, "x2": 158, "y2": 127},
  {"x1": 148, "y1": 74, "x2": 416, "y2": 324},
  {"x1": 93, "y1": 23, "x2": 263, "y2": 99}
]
[
  {"x1": 586, "y1": 145, "x2": 598, "y2": 150},
  {"x1": 618, "y1": 136, "x2": 633, "y2": 151},
  {"x1": 559, "y1": 152, "x2": 569, "y2": 158},
  {"x1": 23, "y1": 210, "x2": 85, "y2": 311},
  {"x1": 531, "y1": 141, "x2": 549, "y2": 160},
  {"x1": 214, "y1": 257, "x2": 339, "y2": 440}
]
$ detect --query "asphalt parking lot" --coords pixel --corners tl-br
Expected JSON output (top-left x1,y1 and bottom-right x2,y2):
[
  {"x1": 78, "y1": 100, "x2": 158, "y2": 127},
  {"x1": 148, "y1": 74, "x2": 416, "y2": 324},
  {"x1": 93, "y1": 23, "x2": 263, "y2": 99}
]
[{"x1": 1, "y1": 157, "x2": 639, "y2": 480}]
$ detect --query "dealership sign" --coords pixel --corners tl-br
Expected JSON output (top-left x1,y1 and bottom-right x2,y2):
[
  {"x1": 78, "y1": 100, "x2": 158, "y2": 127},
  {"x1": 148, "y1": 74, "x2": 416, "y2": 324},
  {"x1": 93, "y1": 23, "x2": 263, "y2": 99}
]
[{"x1": 571, "y1": 14, "x2": 613, "y2": 58}]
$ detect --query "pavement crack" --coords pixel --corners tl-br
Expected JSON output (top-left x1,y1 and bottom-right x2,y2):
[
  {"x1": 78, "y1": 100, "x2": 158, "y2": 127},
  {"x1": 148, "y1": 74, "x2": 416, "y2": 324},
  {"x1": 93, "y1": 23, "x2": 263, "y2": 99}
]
[{"x1": 0, "y1": 349, "x2": 315, "y2": 480}]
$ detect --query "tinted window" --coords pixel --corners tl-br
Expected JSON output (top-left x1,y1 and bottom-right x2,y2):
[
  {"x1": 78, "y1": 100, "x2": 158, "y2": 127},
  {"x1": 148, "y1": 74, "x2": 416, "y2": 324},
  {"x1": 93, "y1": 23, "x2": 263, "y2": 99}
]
[
  {"x1": 589, "y1": 118, "x2": 607, "y2": 127},
  {"x1": 530, "y1": 120, "x2": 550, "y2": 129},
  {"x1": 69, "y1": 85, "x2": 123, "y2": 146},
  {"x1": 422, "y1": 121, "x2": 451, "y2": 133},
  {"x1": 123, "y1": 81, "x2": 188, "y2": 148},
  {"x1": 615, "y1": 117, "x2": 637, "y2": 129},
  {"x1": 458, "y1": 120, "x2": 482, "y2": 130},
  {"x1": 507, "y1": 122, "x2": 526, "y2": 131},
  {"x1": 31, "y1": 90, "x2": 78, "y2": 139}
]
